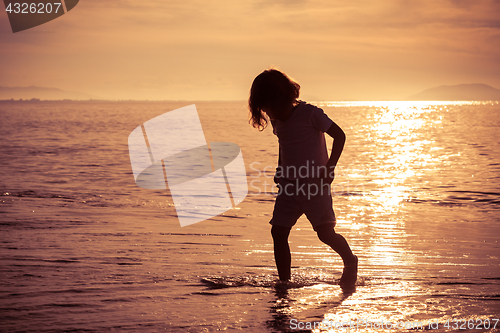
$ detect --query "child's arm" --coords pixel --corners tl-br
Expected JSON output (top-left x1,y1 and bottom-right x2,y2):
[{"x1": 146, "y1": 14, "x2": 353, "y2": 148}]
[
  {"x1": 325, "y1": 122, "x2": 346, "y2": 182},
  {"x1": 274, "y1": 149, "x2": 282, "y2": 184}
]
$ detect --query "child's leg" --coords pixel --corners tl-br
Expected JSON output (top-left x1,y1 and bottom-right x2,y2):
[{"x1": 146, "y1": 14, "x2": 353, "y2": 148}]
[
  {"x1": 315, "y1": 223, "x2": 357, "y2": 286},
  {"x1": 271, "y1": 225, "x2": 292, "y2": 281},
  {"x1": 315, "y1": 224, "x2": 355, "y2": 264}
]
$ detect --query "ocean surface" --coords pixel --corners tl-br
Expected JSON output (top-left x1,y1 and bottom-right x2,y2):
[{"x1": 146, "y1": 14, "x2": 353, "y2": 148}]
[{"x1": 0, "y1": 100, "x2": 499, "y2": 332}]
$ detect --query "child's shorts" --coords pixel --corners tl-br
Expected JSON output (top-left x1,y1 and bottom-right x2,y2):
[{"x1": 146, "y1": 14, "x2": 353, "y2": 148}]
[{"x1": 270, "y1": 178, "x2": 336, "y2": 231}]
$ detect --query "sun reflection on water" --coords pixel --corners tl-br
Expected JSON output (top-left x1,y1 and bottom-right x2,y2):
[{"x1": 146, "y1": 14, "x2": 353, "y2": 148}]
[
  {"x1": 325, "y1": 102, "x2": 457, "y2": 288},
  {"x1": 334, "y1": 101, "x2": 453, "y2": 215}
]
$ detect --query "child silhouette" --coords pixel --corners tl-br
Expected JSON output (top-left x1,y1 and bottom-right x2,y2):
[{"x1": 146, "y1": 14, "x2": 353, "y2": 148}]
[{"x1": 249, "y1": 69, "x2": 357, "y2": 288}]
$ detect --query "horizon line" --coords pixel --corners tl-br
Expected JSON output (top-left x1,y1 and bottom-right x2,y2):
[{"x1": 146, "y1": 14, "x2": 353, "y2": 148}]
[{"x1": 1, "y1": 99, "x2": 499, "y2": 104}]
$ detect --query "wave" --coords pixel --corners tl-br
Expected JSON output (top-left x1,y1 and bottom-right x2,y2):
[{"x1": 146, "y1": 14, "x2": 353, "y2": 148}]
[
  {"x1": 406, "y1": 190, "x2": 500, "y2": 208},
  {"x1": 201, "y1": 272, "x2": 366, "y2": 290}
]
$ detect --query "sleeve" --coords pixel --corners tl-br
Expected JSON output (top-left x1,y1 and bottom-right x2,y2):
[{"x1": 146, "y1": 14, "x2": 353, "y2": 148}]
[{"x1": 309, "y1": 106, "x2": 333, "y2": 132}]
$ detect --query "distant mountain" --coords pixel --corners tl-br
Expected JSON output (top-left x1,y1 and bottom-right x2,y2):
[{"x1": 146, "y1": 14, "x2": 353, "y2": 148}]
[
  {"x1": 0, "y1": 86, "x2": 93, "y2": 100},
  {"x1": 407, "y1": 84, "x2": 500, "y2": 101}
]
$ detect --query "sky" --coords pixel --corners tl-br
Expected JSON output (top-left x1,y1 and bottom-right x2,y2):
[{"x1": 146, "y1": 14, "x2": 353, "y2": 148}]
[{"x1": 0, "y1": 0, "x2": 499, "y2": 100}]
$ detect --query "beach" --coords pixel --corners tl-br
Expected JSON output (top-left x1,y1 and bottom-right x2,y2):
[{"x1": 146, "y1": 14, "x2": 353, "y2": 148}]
[{"x1": 0, "y1": 100, "x2": 499, "y2": 332}]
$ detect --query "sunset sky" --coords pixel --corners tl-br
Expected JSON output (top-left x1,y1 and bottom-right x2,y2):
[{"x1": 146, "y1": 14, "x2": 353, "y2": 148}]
[{"x1": 1, "y1": 0, "x2": 499, "y2": 100}]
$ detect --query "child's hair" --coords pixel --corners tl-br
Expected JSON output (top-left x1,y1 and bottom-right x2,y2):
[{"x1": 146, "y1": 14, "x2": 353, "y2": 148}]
[{"x1": 249, "y1": 68, "x2": 300, "y2": 130}]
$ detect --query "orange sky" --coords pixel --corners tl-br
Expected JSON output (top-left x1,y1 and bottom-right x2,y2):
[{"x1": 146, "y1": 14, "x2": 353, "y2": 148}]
[{"x1": 1, "y1": 0, "x2": 499, "y2": 100}]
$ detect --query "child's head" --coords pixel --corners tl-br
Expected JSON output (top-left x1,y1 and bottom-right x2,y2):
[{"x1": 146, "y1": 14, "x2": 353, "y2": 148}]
[{"x1": 249, "y1": 68, "x2": 300, "y2": 130}]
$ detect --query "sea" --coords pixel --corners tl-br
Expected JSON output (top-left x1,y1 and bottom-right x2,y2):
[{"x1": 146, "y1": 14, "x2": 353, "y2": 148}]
[{"x1": 0, "y1": 100, "x2": 499, "y2": 332}]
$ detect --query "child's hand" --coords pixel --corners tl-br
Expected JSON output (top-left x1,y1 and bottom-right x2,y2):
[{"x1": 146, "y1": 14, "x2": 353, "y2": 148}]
[
  {"x1": 324, "y1": 173, "x2": 334, "y2": 184},
  {"x1": 324, "y1": 165, "x2": 336, "y2": 184}
]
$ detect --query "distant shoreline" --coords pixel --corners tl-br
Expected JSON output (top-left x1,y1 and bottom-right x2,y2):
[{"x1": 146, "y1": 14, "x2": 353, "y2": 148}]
[
  {"x1": 0, "y1": 98, "x2": 500, "y2": 103},
  {"x1": 2, "y1": 83, "x2": 499, "y2": 102},
  {"x1": 0, "y1": 99, "x2": 247, "y2": 103},
  {"x1": 1, "y1": 99, "x2": 499, "y2": 104}
]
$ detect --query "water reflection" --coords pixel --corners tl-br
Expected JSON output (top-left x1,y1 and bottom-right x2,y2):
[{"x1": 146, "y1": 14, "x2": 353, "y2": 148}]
[
  {"x1": 328, "y1": 102, "x2": 451, "y2": 279},
  {"x1": 267, "y1": 283, "x2": 354, "y2": 332}
]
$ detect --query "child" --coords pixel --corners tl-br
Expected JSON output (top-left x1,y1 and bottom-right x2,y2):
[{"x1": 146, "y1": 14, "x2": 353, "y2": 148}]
[{"x1": 248, "y1": 68, "x2": 358, "y2": 288}]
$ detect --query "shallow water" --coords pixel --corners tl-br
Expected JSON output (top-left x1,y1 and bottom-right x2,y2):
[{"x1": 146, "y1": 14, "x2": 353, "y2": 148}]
[{"x1": 0, "y1": 100, "x2": 499, "y2": 332}]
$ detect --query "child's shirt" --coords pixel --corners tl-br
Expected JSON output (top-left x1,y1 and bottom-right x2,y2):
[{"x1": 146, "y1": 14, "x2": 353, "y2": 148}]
[{"x1": 271, "y1": 101, "x2": 333, "y2": 180}]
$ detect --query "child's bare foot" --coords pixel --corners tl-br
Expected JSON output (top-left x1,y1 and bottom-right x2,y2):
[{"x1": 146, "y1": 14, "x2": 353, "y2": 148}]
[{"x1": 339, "y1": 255, "x2": 358, "y2": 288}]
